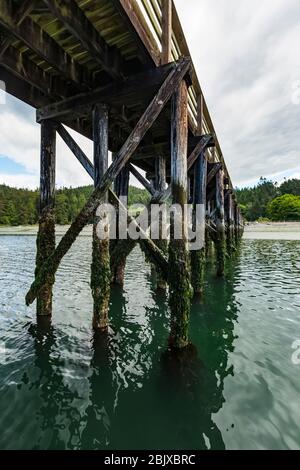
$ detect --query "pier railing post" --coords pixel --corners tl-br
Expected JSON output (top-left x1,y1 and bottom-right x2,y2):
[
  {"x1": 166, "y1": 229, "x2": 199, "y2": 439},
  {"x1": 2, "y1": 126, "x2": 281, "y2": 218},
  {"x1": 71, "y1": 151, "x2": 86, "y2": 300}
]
[
  {"x1": 36, "y1": 119, "x2": 56, "y2": 317},
  {"x1": 169, "y1": 79, "x2": 192, "y2": 349},
  {"x1": 161, "y1": 0, "x2": 172, "y2": 64},
  {"x1": 191, "y1": 150, "x2": 207, "y2": 296},
  {"x1": 215, "y1": 168, "x2": 226, "y2": 277},
  {"x1": 91, "y1": 104, "x2": 110, "y2": 331}
]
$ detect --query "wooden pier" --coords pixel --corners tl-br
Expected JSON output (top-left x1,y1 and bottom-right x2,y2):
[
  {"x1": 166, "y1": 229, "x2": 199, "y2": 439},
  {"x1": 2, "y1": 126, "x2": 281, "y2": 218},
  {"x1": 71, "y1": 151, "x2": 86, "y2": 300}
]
[{"x1": 0, "y1": 0, "x2": 243, "y2": 349}]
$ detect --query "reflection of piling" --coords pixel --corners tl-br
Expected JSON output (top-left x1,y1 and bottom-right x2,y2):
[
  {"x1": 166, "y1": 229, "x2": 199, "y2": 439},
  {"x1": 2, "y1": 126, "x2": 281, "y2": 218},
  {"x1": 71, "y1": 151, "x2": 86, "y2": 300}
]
[{"x1": 215, "y1": 168, "x2": 226, "y2": 277}]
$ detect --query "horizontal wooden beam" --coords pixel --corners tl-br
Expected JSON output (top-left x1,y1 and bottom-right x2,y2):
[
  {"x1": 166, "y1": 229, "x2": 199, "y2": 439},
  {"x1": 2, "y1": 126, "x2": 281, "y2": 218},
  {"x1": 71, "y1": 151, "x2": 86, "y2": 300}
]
[
  {"x1": 43, "y1": 0, "x2": 123, "y2": 80},
  {"x1": 1, "y1": 46, "x2": 67, "y2": 98},
  {"x1": 0, "y1": 0, "x2": 89, "y2": 90},
  {"x1": 0, "y1": 0, "x2": 36, "y2": 60},
  {"x1": 0, "y1": 66, "x2": 51, "y2": 109},
  {"x1": 132, "y1": 134, "x2": 215, "y2": 161},
  {"x1": 36, "y1": 61, "x2": 177, "y2": 122}
]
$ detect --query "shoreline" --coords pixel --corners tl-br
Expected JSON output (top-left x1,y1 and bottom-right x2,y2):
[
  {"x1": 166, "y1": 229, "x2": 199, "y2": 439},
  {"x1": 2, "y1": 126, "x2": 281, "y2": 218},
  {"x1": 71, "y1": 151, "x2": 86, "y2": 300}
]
[{"x1": 0, "y1": 222, "x2": 300, "y2": 240}]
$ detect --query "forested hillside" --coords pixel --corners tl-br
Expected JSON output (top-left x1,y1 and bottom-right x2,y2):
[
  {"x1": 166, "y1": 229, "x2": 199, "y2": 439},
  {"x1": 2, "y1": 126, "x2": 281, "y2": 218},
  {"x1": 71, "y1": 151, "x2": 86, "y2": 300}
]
[
  {"x1": 1, "y1": 177, "x2": 299, "y2": 225},
  {"x1": 236, "y1": 177, "x2": 300, "y2": 221},
  {"x1": 0, "y1": 184, "x2": 150, "y2": 225}
]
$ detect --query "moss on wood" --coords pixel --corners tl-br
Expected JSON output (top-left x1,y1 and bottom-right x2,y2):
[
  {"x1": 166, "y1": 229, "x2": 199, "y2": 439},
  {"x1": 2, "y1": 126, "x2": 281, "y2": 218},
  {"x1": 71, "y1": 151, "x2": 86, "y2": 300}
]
[
  {"x1": 91, "y1": 217, "x2": 111, "y2": 331},
  {"x1": 191, "y1": 247, "x2": 205, "y2": 296},
  {"x1": 35, "y1": 208, "x2": 55, "y2": 316},
  {"x1": 168, "y1": 239, "x2": 192, "y2": 349}
]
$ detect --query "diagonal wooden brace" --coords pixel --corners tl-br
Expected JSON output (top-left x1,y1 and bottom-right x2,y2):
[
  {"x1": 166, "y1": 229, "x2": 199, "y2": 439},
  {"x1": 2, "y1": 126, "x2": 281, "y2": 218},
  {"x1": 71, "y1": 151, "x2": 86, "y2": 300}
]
[
  {"x1": 110, "y1": 134, "x2": 214, "y2": 266},
  {"x1": 25, "y1": 56, "x2": 191, "y2": 306},
  {"x1": 56, "y1": 122, "x2": 168, "y2": 279}
]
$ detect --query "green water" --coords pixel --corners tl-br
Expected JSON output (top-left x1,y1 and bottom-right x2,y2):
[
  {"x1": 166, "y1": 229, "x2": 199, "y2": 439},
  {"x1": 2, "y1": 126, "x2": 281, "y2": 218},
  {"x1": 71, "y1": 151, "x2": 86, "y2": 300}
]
[{"x1": 0, "y1": 236, "x2": 299, "y2": 450}]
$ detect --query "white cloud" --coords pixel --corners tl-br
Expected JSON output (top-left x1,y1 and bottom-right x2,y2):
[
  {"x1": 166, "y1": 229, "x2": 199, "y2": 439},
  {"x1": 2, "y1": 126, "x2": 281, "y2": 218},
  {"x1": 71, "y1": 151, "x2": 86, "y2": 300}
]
[
  {"x1": 174, "y1": 0, "x2": 300, "y2": 185},
  {"x1": 0, "y1": 173, "x2": 38, "y2": 189}
]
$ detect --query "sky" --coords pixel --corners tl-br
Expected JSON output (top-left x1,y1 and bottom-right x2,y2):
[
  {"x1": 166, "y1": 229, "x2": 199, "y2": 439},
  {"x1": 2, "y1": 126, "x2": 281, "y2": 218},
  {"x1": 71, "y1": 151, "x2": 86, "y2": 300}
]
[{"x1": 0, "y1": 0, "x2": 300, "y2": 190}]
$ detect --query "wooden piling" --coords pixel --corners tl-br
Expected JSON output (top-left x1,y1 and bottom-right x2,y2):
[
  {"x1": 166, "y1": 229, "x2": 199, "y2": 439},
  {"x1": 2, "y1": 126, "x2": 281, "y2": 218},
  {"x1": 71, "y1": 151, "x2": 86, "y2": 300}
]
[
  {"x1": 215, "y1": 168, "x2": 226, "y2": 277},
  {"x1": 191, "y1": 150, "x2": 207, "y2": 296},
  {"x1": 91, "y1": 104, "x2": 110, "y2": 331},
  {"x1": 154, "y1": 155, "x2": 168, "y2": 290},
  {"x1": 111, "y1": 164, "x2": 130, "y2": 286},
  {"x1": 36, "y1": 120, "x2": 56, "y2": 316},
  {"x1": 169, "y1": 79, "x2": 192, "y2": 349},
  {"x1": 226, "y1": 192, "x2": 236, "y2": 255}
]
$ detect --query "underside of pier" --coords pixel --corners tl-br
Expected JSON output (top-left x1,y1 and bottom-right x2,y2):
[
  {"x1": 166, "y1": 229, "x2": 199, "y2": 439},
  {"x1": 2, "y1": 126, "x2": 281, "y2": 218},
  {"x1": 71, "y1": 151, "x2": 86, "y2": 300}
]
[{"x1": 0, "y1": 0, "x2": 243, "y2": 349}]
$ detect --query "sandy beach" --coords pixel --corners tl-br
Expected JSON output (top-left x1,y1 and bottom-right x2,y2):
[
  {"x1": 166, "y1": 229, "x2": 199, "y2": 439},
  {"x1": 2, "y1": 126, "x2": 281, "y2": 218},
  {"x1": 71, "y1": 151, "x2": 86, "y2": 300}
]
[
  {"x1": 244, "y1": 222, "x2": 300, "y2": 240},
  {"x1": 0, "y1": 222, "x2": 300, "y2": 240}
]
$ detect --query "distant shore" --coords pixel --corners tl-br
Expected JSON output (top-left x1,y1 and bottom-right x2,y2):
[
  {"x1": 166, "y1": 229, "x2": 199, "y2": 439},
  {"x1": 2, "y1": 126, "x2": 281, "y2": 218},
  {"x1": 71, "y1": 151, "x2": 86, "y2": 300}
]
[
  {"x1": 244, "y1": 222, "x2": 300, "y2": 240},
  {"x1": 0, "y1": 222, "x2": 300, "y2": 240}
]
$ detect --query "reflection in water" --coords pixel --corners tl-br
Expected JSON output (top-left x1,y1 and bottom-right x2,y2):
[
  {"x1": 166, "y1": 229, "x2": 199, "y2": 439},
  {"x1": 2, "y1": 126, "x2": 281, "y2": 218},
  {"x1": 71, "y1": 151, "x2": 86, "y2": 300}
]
[
  {"x1": 28, "y1": 318, "x2": 83, "y2": 449},
  {"x1": 0, "y1": 237, "x2": 300, "y2": 449}
]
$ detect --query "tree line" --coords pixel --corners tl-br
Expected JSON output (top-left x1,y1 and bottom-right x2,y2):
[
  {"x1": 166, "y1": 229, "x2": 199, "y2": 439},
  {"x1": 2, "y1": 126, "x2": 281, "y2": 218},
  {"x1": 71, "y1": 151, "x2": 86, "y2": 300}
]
[
  {"x1": 0, "y1": 184, "x2": 150, "y2": 226},
  {"x1": 0, "y1": 177, "x2": 299, "y2": 225},
  {"x1": 236, "y1": 177, "x2": 300, "y2": 221}
]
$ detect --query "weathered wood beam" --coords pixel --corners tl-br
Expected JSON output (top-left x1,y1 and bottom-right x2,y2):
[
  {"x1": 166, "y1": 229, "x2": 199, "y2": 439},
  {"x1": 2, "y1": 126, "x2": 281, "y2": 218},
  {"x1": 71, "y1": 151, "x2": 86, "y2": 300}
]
[
  {"x1": 43, "y1": 0, "x2": 123, "y2": 80},
  {"x1": 0, "y1": 66, "x2": 51, "y2": 109},
  {"x1": 169, "y1": 79, "x2": 191, "y2": 349},
  {"x1": 36, "y1": 61, "x2": 176, "y2": 122},
  {"x1": 207, "y1": 162, "x2": 222, "y2": 186},
  {"x1": 154, "y1": 154, "x2": 168, "y2": 290},
  {"x1": 191, "y1": 150, "x2": 207, "y2": 296},
  {"x1": 226, "y1": 192, "x2": 236, "y2": 255},
  {"x1": 109, "y1": 0, "x2": 154, "y2": 67},
  {"x1": 55, "y1": 123, "x2": 94, "y2": 178},
  {"x1": 0, "y1": 0, "x2": 89, "y2": 90},
  {"x1": 1, "y1": 46, "x2": 66, "y2": 98},
  {"x1": 196, "y1": 94, "x2": 203, "y2": 136},
  {"x1": 161, "y1": 0, "x2": 172, "y2": 64},
  {"x1": 132, "y1": 134, "x2": 215, "y2": 160},
  {"x1": 215, "y1": 168, "x2": 226, "y2": 277},
  {"x1": 0, "y1": 0, "x2": 36, "y2": 59},
  {"x1": 187, "y1": 134, "x2": 214, "y2": 170},
  {"x1": 36, "y1": 120, "x2": 56, "y2": 317},
  {"x1": 129, "y1": 164, "x2": 155, "y2": 196},
  {"x1": 108, "y1": 190, "x2": 169, "y2": 280},
  {"x1": 25, "y1": 57, "x2": 191, "y2": 306},
  {"x1": 116, "y1": 0, "x2": 161, "y2": 66},
  {"x1": 111, "y1": 160, "x2": 130, "y2": 286},
  {"x1": 91, "y1": 104, "x2": 110, "y2": 331},
  {"x1": 47, "y1": 122, "x2": 168, "y2": 284},
  {"x1": 109, "y1": 134, "x2": 214, "y2": 268}
]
